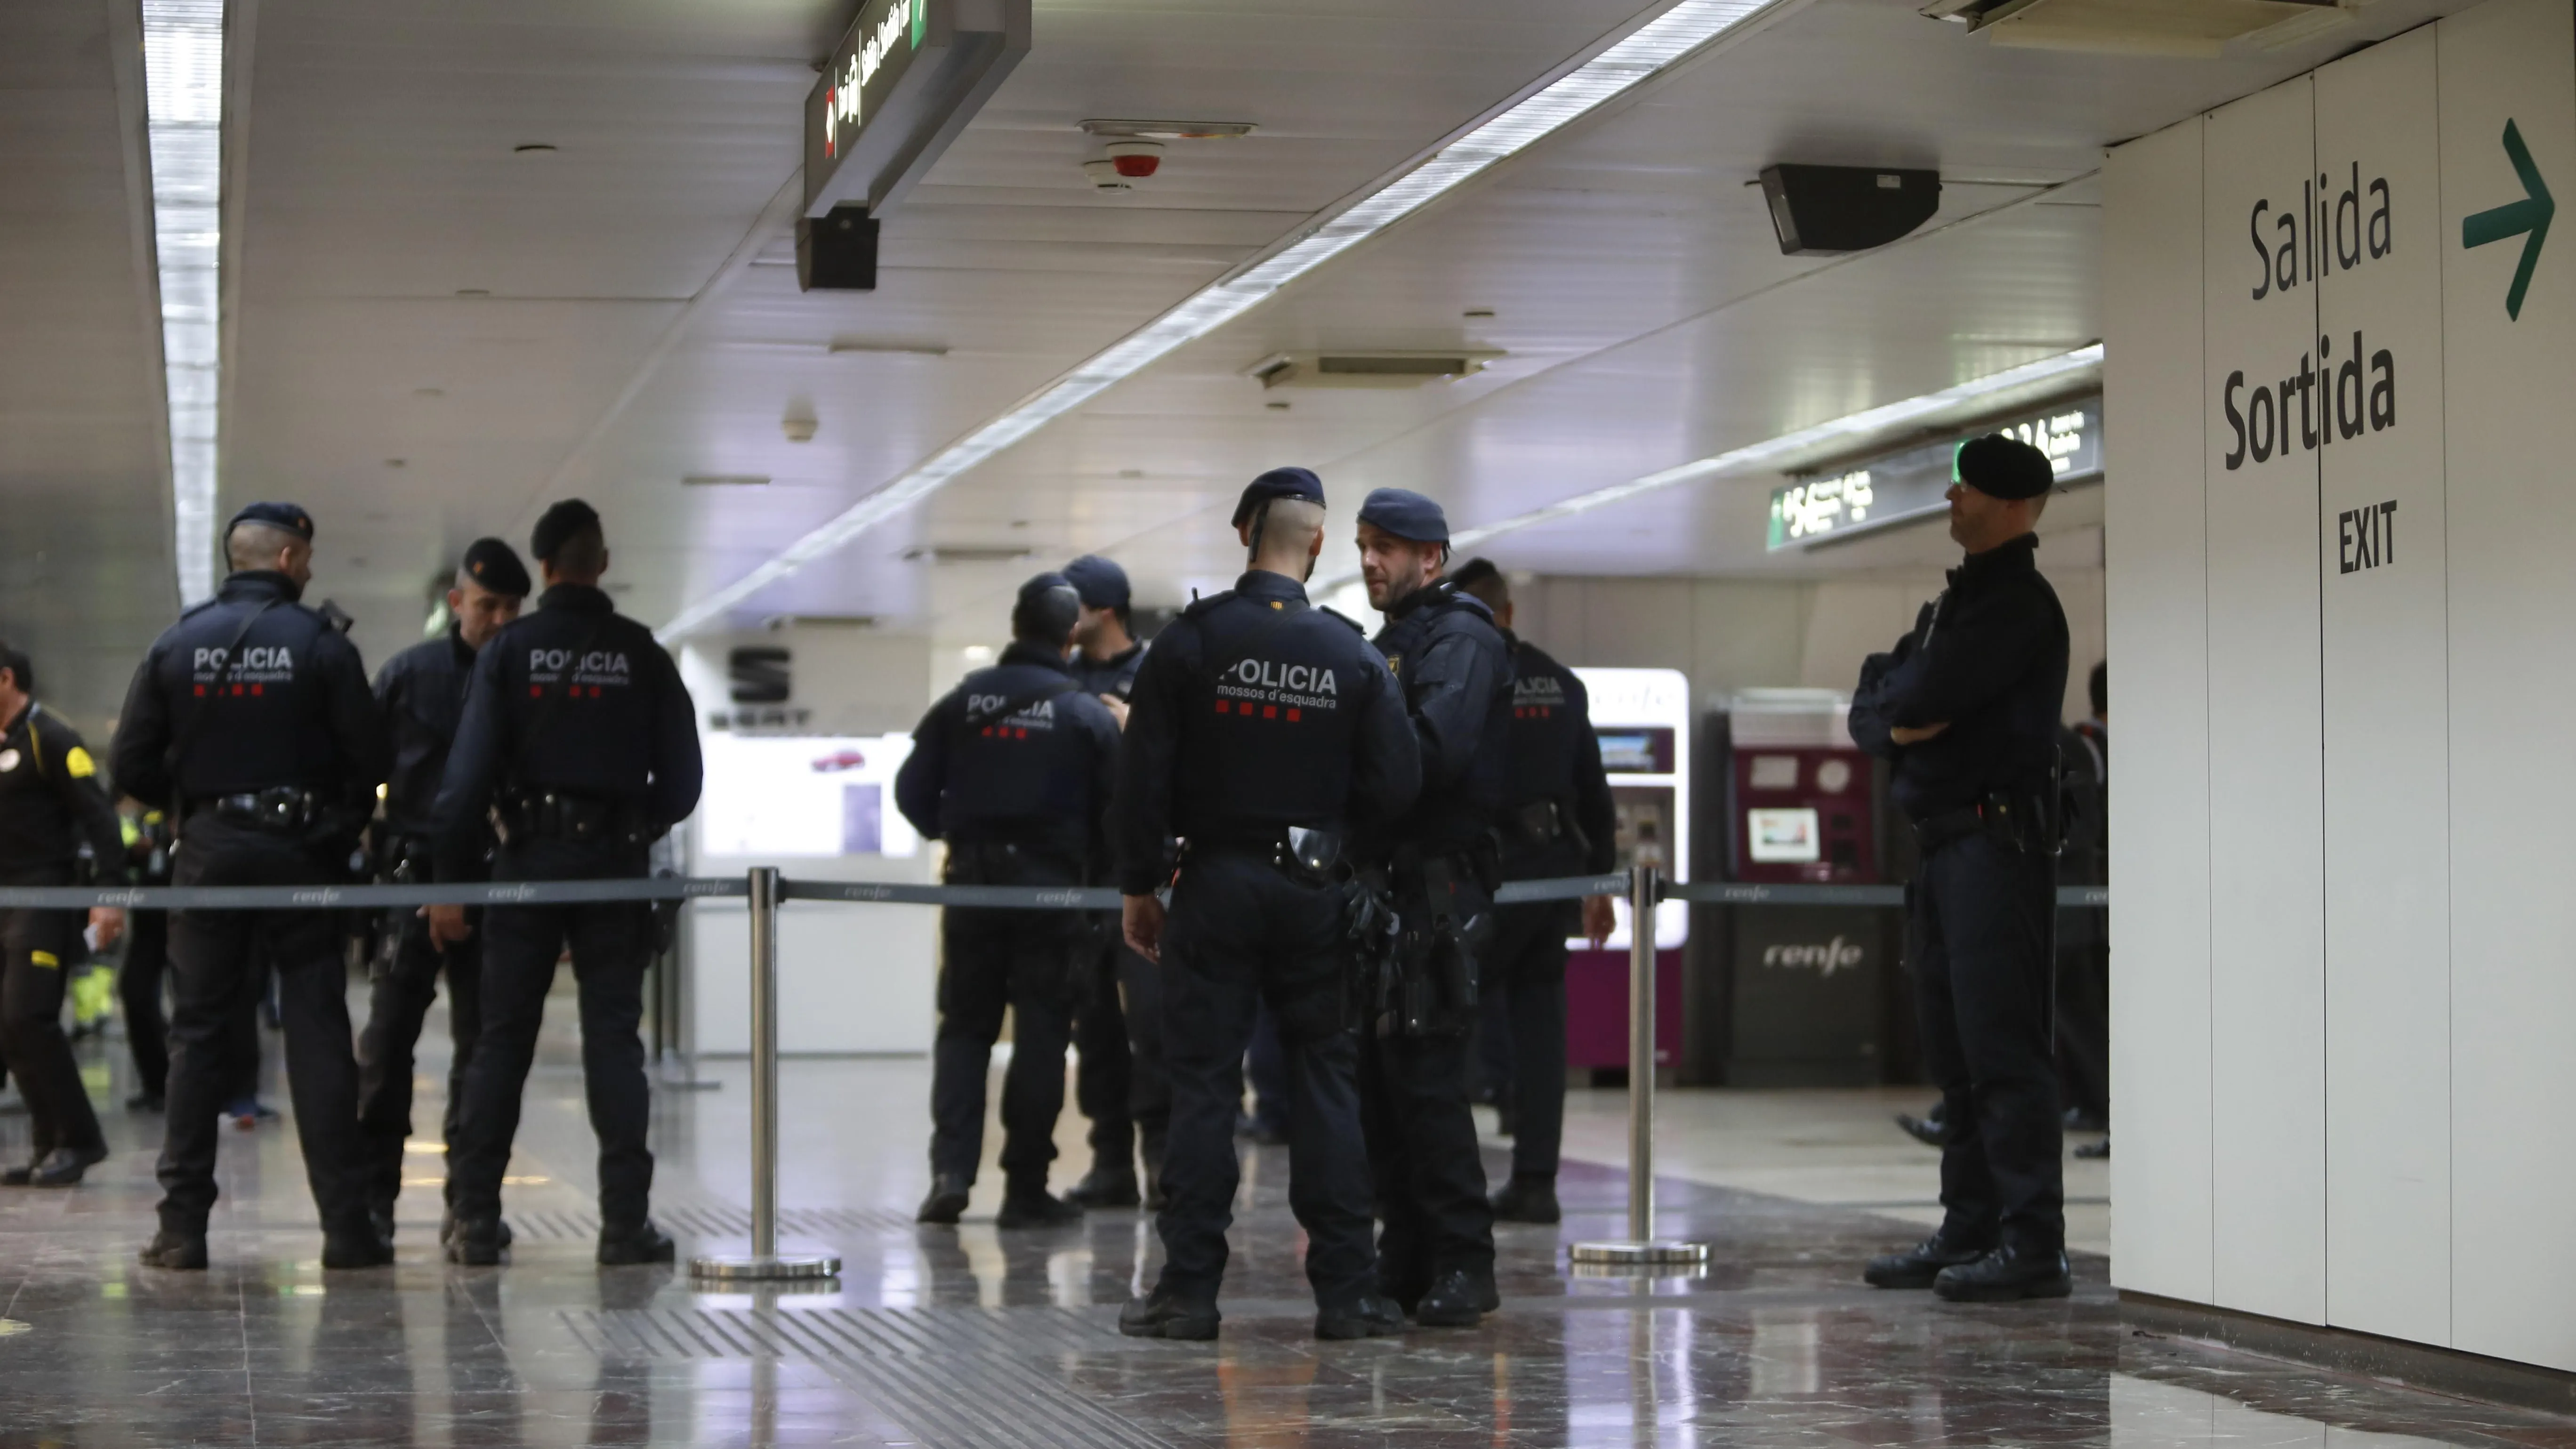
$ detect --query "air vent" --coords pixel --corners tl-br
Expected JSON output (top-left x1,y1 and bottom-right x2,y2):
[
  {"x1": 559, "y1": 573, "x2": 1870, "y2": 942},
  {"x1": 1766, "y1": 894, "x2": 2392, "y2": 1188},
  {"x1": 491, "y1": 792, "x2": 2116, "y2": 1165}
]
[
  {"x1": 1924, "y1": 0, "x2": 2351, "y2": 56},
  {"x1": 763, "y1": 614, "x2": 878, "y2": 631},
  {"x1": 901, "y1": 545, "x2": 1034, "y2": 565},
  {"x1": 683, "y1": 474, "x2": 769, "y2": 487},
  {"x1": 1245, "y1": 350, "x2": 1502, "y2": 391}
]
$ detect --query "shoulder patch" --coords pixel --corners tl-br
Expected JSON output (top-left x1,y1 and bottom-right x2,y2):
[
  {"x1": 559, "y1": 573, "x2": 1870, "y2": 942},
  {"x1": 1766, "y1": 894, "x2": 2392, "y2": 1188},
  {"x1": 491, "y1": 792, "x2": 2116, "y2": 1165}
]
[{"x1": 65, "y1": 746, "x2": 96, "y2": 779}]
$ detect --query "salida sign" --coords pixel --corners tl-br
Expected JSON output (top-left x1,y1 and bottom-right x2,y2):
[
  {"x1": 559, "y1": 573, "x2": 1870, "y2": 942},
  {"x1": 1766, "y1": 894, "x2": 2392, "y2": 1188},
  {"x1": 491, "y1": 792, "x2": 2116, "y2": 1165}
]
[{"x1": 2219, "y1": 165, "x2": 2400, "y2": 469}]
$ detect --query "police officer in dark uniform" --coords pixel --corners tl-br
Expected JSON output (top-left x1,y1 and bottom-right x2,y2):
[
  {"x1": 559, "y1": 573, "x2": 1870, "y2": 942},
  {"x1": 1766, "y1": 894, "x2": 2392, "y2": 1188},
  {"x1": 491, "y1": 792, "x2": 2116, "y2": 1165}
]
[
  {"x1": 1058, "y1": 554, "x2": 1158, "y2": 1209},
  {"x1": 0, "y1": 640, "x2": 129, "y2": 1185},
  {"x1": 1850, "y1": 434, "x2": 2072, "y2": 1303},
  {"x1": 430, "y1": 500, "x2": 702, "y2": 1267},
  {"x1": 1446, "y1": 559, "x2": 1618, "y2": 1226},
  {"x1": 1351, "y1": 488, "x2": 1512, "y2": 1327},
  {"x1": 112, "y1": 502, "x2": 391, "y2": 1270},
  {"x1": 896, "y1": 574, "x2": 1122, "y2": 1229},
  {"x1": 354, "y1": 538, "x2": 530, "y2": 1245},
  {"x1": 1116, "y1": 467, "x2": 1420, "y2": 1342}
]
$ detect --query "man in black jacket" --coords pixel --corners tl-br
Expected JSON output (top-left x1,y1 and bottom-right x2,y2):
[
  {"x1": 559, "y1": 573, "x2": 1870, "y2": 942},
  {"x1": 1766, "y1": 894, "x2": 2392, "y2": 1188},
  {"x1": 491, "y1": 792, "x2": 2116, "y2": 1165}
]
[
  {"x1": 430, "y1": 501, "x2": 702, "y2": 1267},
  {"x1": 354, "y1": 538, "x2": 529, "y2": 1245},
  {"x1": 1849, "y1": 435, "x2": 2072, "y2": 1303},
  {"x1": 112, "y1": 502, "x2": 391, "y2": 1270},
  {"x1": 896, "y1": 574, "x2": 1123, "y2": 1229},
  {"x1": 1353, "y1": 488, "x2": 1512, "y2": 1328},
  {"x1": 0, "y1": 639, "x2": 128, "y2": 1186},
  {"x1": 1448, "y1": 559, "x2": 1618, "y2": 1225},
  {"x1": 1113, "y1": 467, "x2": 1420, "y2": 1343}
]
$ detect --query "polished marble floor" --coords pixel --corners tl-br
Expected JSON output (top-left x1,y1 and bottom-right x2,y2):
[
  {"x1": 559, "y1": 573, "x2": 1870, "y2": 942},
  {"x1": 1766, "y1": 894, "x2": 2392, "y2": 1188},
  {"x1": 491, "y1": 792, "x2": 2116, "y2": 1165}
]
[{"x1": 0, "y1": 991, "x2": 2565, "y2": 1447}]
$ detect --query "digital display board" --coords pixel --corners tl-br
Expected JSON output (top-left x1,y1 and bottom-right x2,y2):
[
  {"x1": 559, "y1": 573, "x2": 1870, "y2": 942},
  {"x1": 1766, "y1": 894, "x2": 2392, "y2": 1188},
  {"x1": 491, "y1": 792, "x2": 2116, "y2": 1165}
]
[{"x1": 1766, "y1": 395, "x2": 2102, "y2": 550}]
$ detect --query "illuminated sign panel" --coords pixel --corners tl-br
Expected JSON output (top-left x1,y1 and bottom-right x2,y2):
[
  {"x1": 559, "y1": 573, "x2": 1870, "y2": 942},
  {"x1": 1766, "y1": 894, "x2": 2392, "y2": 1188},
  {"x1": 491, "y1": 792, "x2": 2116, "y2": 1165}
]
[
  {"x1": 804, "y1": 0, "x2": 1030, "y2": 218},
  {"x1": 1765, "y1": 395, "x2": 2102, "y2": 550}
]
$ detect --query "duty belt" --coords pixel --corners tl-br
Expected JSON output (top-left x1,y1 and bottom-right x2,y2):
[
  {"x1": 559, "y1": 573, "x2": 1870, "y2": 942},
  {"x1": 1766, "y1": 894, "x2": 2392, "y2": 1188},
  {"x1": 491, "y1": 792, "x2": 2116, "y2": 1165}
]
[
  {"x1": 1188, "y1": 825, "x2": 1346, "y2": 887},
  {"x1": 499, "y1": 789, "x2": 645, "y2": 847},
  {"x1": 192, "y1": 788, "x2": 322, "y2": 832},
  {"x1": 1911, "y1": 790, "x2": 2053, "y2": 858}
]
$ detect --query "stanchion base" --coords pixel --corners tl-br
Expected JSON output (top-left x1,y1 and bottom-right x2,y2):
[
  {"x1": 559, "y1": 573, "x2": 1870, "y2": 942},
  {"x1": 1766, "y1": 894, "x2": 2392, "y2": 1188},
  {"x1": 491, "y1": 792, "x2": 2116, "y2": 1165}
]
[
  {"x1": 1568, "y1": 1240, "x2": 1709, "y2": 1268},
  {"x1": 689, "y1": 1254, "x2": 841, "y2": 1282}
]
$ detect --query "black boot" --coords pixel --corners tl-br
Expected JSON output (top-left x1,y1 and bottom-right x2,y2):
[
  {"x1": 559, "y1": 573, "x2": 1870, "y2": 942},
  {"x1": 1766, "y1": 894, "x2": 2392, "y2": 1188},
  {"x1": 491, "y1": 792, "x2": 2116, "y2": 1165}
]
[
  {"x1": 440, "y1": 1210, "x2": 514, "y2": 1249},
  {"x1": 323, "y1": 1222, "x2": 396, "y2": 1270},
  {"x1": 1933, "y1": 1244, "x2": 2072, "y2": 1303},
  {"x1": 995, "y1": 1185, "x2": 1082, "y2": 1229},
  {"x1": 1864, "y1": 1233, "x2": 1993, "y2": 1289},
  {"x1": 915, "y1": 1173, "x2": 971, "y2": 1225},
  {"x1": 445, "y1": 1216, "x2": 506, "y2": 1266},
  {"x1": 367, "y1": 1200, "x2": 397, "y2": 1246},
  {"x1": 598, "y1": 1220, "x2": 676, "y2": 1266},
  {"x1": 1489, "y1": 1175, "x2": 1560, "y2": 1224},
  {"x1": 27, "y1": 1144, "x2": 107, "y2": 1187},
  {"x1": 1894, "y1": 1107, "x2": 1950, "y2": 1148},
  {"x1": 1314, "y1": 1291, "x2": 1405, "y2": 1340},
  {"x1": 140, "y1": 1228, "x2": 208, "y2": 1271},
  {"x1": 1413, "y1": 1267, "x2": 1499, "y2": 1328},
  {"x1": 1065, "y1": 1165, "x2": 1141, "y2": 1209},
  {"x1": 1119, "y1": 1287, "x2": 1219, "y2": 1340}
]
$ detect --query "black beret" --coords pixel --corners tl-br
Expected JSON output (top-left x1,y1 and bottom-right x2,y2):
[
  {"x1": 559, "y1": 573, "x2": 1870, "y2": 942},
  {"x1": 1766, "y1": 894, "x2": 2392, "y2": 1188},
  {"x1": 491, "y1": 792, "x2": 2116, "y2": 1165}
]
[
  {"x1": 459, "y1": 537, "x2": 531, "y2": 597},
  {"x1": 1232, "y1": 466, "x2": 1326, "y2": 528},
  {"x1": 1062, "y1": 555, "x2": 1129, "y2": 611},
  {"x1": 530, "y1": 499, "x2": 602, "y2": 562},
  {"x1": 1954, "y1": 435, "x2": 2057, "y2": 501},
  {"x1": 1356, "y1": 487, "x2": 1449, "y2": 545},
  {"x1": 1017, "y1": 571, "x2": 1077, "y2": 606},
  {"x1": 226, "y1": 501, "x2": 314, "y2": 541}
]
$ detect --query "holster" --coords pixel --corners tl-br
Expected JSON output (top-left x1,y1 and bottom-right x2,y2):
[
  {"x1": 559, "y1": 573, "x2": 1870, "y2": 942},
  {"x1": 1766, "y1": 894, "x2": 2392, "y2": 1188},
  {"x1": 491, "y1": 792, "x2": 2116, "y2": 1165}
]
[{"x1": 1370, "y1": 851, "x2": 1489, "y2": 1039}]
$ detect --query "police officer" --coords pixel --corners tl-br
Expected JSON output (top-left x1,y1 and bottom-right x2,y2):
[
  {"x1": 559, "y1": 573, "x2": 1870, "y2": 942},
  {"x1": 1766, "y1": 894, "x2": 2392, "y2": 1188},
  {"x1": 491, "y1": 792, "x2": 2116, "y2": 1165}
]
[
  {"x1": 0, "y1": 640, "x2": 128, "y2": 1186},
  {"x1": 1445, "y1": 559, "x2": 1618, "y2": 1226},
  {"x1": 1850, "y1": 434, "x2": 2072, "y2": 1303},
  {"x1": 354, "y1": 538, "x2": 530, "y2": 1246},
  {"x1": 1116, "y1": 467, "x2": 1420, "y2": 1342},
  {"x1": 1058, "y1": 554, "x2": 1158, "y2": 1209},
  {"x1": 896, "y1": 574, "x2": 1122, "y2": 1229},
  {"x1": 111, "y1": 502, "x2": 391, "y2": 1270},
  {"x1": 430, "y1": 500, "x2": 702, "y2": 1267},
  {"x1": 1351, "y1": 488, "x2": 1512, "y2": 1327}
]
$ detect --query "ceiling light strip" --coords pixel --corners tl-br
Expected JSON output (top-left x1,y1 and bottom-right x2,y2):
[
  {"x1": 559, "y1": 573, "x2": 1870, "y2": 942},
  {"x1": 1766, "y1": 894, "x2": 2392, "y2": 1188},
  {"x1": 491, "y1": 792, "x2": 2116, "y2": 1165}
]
[
  {"x1": 658, "y1": 0, "x2": 1776, "y2": 639},
  {"x1": 1311, "y1": 345, "x2": 2103, "y2": 589},
  {"x1": 143, "y1": 0, "x2": 226, "y2": 604}
]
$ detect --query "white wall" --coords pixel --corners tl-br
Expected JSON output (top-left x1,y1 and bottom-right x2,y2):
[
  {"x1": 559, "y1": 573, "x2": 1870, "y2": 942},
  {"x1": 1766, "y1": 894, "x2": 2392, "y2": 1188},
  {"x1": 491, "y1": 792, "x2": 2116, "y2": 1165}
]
[{"x1": 2105, "y1": 0, "x2": 2576, "y2": 1369}]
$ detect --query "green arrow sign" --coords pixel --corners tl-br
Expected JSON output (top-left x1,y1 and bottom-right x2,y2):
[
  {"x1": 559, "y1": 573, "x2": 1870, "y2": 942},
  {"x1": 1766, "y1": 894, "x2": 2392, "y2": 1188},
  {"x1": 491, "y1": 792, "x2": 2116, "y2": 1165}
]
[{"x1": 2463, "y1": 118, "x2": 2554, "y2": 320}]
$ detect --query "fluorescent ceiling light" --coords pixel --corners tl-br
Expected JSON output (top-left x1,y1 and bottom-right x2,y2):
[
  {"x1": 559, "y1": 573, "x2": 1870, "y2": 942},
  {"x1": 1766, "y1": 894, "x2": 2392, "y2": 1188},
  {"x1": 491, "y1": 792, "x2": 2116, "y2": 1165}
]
[
  {"x1": 658, "y1": 0, "x2": 1776, "y2": 640},
  {"x1": 1311, "y1": 344, "x2": 2103, "y2": 589},
  {"x1": 144, "y1": 0, "x2": 226, "y2": 604}
]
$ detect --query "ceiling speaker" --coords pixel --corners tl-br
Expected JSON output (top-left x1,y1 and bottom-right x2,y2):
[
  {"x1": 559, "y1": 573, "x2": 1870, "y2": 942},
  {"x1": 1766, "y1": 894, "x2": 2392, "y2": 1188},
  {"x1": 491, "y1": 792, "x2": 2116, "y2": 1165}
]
[
  {"x1": 1759, "y1": 165, "x2": 1942, "y2": 255},
  {"x1": 797, "y1": 206, "x2": 879, "y2": 291}
]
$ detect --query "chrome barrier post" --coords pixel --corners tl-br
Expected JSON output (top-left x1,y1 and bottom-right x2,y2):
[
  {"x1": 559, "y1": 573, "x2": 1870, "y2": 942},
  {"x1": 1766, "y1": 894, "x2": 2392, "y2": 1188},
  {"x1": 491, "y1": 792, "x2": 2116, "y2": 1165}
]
[
  {"x1": 691, "y1": 867, "x2": 839, "y2": 1283},
  {"x1": 1570, "y1": 864, "x2": 1708, "y2": 1271}
]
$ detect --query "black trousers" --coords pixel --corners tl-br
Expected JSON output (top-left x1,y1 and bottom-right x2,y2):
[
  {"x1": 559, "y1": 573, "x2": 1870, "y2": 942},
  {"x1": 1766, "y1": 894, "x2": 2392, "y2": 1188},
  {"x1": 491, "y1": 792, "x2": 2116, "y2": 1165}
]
[
  {"x1": 354, "y1": 904, "x2": 485, "y2": 1212},
  {"x1": 1070, "y1": 940, "x2": 1134, "y2": 1174},
  {"x1": 120, "y1": 909, "x2": 171, "y2": 1099},
  {"x1": 0, "y1": 905, "x2": 104, "y2": 1160},
  {"x1": 1358, "y1": 869, "x2": 1497, "y2": 1300},
  {"x1": 1117, "y1": 946, "x2": 1168, "y2": 1172},
  {"x1": 447, "y1": 837, "x2": 652, "y2": 1227},
  {"x1": 930, "y1": 852, "x2": 1082, "y2": 1188},
  {"x1": 1154, "y1": 848, "x2": 1374, "y2": 1306},
  {"x1": 2053, "y1": 931, "x2": 2110, "y2": 1122},
  {"x1": 158, "y1": 815, "x2": 368, "y2": 1235},
  {"x1": 1483, "y1": 903, "x2": 1570, "y2": 1181},
  {"x1": 1911, "y1": 831, "x2": 2064, "y2": 1253}
]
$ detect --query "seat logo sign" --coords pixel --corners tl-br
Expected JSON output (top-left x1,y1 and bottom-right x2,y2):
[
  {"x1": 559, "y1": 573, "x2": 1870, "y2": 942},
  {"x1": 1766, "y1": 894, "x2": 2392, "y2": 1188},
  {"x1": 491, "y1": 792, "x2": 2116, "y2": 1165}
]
[{"x1": 822, "y1": 0, "x2": 927, "y2": 159}]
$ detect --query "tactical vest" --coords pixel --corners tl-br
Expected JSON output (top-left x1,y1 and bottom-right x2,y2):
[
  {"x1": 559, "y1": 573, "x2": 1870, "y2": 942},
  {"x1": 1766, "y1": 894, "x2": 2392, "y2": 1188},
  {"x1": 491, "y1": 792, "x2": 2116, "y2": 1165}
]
[
  {"x1": 939, "y1": 668, "x2": 1084, "y2": 838},
  {"x1": 1175, "y1": 591, "x2": 1366, "y2": 837},
  {"x1": 161, "y1": 597, "x2": 343, "y2": 797}
]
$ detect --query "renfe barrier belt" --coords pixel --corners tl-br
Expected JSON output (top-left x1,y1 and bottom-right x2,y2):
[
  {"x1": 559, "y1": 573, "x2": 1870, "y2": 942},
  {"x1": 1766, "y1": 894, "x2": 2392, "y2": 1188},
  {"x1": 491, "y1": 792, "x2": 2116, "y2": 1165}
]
[{"x1": 0, "y1": 874, "x2": 2110, "y2": 911}]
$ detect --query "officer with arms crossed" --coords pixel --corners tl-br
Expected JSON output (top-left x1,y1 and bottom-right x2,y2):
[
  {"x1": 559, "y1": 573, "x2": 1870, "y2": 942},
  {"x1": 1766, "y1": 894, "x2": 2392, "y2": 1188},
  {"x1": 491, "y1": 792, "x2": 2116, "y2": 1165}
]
[
  {"x1": 1850, "y1": 435, "x2": 2073, "y2": 1303},
  {"x1": 354, "y1": 538, "x2": 529, "y2": 1247},
  {"x1": 897, "y1": 573, "x2": 1122, "y2": 1229},
  {"x1": 1351, "y1": 489, "x2": 1512, "y2": 1327},
  {"x1": 0, "y1": 640, "x2": 128, "y2": 1186},
  {"x1": 1057, "y1": 554, "x2": 1158, "y2": 1210},
  {"x1": 113, "y1": 502, "x2": 391, "y2": 1269},
  {"x1": 1116, "y1": 467, "x2": 1421, "y2": 1342},
  {"x1": 430, "y1": 500, "x2": 702, "y2": 1267},
  {"x1": 1445, "y1": 559, "x2": 1617, "y2": 1225}
]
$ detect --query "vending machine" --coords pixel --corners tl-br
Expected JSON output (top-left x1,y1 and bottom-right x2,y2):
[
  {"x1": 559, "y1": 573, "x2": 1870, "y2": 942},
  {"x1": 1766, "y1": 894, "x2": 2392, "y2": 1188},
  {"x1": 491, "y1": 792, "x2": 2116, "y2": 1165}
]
[
  {"x1": 1563, "y1": 668, "x2": 1691, "y2": 1073},
  {"x1": 1721, "y1": 689, "x2": 1894, "y2": 1086}
]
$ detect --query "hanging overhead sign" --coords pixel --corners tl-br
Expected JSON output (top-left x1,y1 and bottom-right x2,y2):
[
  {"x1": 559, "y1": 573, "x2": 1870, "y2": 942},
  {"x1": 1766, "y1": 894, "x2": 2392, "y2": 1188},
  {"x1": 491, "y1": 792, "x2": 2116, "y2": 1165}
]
[
  {"x1": 804, "y1": 0, "x2": 1031, "y2": 219},
  {"x1": 1766, "y1": 395, "x2": 2102, "y2": 550}
]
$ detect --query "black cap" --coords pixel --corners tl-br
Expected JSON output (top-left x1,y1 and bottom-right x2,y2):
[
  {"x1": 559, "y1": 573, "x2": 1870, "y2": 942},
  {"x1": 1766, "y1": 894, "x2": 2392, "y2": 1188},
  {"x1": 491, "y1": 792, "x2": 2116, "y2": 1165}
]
[
  {"x1": 1018, "y1": 571, "x2": 1076, "y2": 606},
  {"x1": 1232, "y1": 466, "x2": 1325, "y2": 528},
  {"x1": 1953, "y1": 435, "x2": 2056, "y2": 501},
  {"x1": 530, "y1": 499, "x2": 602, "y2": 562},
  {"x1": 1062, "y1": 555, "x2": 1129, "y2": 611},
  {"x1": 1355, "y1": 487, "x2": 1449, "y2": 545},
  {"x1": 459, "y1": 537, "x2": 531, "y2": 597},
  {"x1": 226, "y1": 501, "x2": 314, "y2": 541}
]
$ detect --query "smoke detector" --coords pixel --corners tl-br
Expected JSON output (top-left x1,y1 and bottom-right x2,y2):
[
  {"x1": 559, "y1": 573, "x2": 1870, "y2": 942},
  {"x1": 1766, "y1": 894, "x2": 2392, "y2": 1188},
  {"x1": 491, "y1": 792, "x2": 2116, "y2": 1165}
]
[{"x1": 1081, "y1": 160, "x2": 1131, "y2": 192}]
